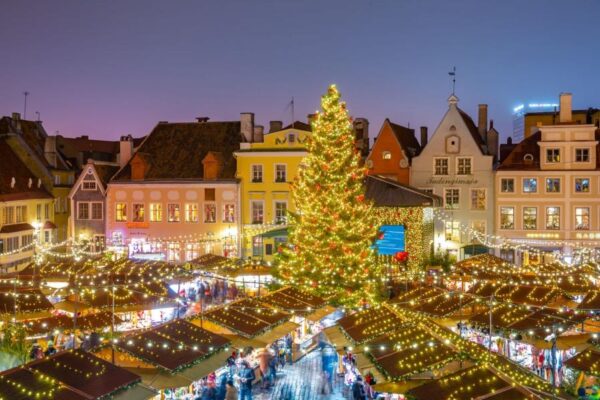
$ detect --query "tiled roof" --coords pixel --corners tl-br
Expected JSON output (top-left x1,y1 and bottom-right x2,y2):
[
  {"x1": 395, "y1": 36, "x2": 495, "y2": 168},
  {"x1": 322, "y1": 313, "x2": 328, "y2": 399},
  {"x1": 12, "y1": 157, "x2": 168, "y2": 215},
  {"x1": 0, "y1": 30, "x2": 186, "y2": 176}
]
[
  {"x1": 282, "y1": 121, "x2": 311, "y2": 131},
  {"x1": 58, "y1": 136, "x2": 145, "y2": 169},
  {"x1": 457, "y1": 108, "x2": 486, "y2": 153},
  {"x1": 365, "y1": 175, "x2": 442, "y2": 207},
  {"x1": 0, "y1": 223, "x2": 34, "y2": 234},
  {"x1": 387, "y1": 120, "x2": 421, "y2": 159},
  {"x1": 497, "y1": 131, "x2": 541, "y2": 170},
  {"x1": 93, "y1": 164, "x2": 120, "y2": 188},
  {"x1": 112, "y1": 121, "x2": 243, "y2": 181},
  {"x1": 0, "y1": 139, "x2": 53, "y2": 201}
]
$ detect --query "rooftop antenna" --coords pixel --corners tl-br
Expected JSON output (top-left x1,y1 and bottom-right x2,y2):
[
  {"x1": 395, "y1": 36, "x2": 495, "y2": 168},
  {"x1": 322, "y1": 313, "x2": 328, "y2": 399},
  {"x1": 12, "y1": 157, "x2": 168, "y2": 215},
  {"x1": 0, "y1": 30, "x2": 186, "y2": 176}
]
[
  {"x1": 23, "y1": 91, "x2": 30, "y2": 119},
  {"x1": 291, "y1": 96, "x2": 295, "y2": 128},
  {"x1": 448, "y1": 67, "x2": 456, "y2": 95}
]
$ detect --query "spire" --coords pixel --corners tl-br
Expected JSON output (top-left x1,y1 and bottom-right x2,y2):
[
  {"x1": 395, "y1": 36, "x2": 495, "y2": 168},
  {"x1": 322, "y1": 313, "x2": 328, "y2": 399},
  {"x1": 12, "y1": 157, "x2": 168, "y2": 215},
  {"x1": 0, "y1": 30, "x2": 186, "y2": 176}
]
[{"x1": 447, "y1": 94, "x2": 459, "y2": 106}]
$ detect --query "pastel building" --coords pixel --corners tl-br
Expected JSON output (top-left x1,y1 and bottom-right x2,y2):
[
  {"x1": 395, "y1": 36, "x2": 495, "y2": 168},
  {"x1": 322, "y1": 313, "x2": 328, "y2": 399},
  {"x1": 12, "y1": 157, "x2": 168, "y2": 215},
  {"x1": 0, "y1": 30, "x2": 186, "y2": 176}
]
[{"x1": 106, "y1": 116, "x2": 252, "y2": 261}]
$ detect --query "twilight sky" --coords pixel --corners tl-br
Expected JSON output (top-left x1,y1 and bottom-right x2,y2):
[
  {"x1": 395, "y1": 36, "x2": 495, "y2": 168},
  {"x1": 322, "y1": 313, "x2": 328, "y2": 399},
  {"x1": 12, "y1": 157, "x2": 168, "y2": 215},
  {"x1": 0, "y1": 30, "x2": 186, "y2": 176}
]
[{"x1": 1, "y1": 0, "x2": 599, "y2": 142}]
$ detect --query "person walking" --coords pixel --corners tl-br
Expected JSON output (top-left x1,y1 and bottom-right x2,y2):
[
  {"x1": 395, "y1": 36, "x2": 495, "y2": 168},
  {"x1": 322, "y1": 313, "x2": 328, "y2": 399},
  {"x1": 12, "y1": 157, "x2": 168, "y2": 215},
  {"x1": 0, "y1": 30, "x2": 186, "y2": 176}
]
[
  {"x1": 225, "y1": 380, "x2": 238, "y2": 400},
  {"x1": 215, "y1": 373, "x2": 228, "y2": 400},
  {"x1": 237, "y1": 361, "x2": 255, "y2": 400}
]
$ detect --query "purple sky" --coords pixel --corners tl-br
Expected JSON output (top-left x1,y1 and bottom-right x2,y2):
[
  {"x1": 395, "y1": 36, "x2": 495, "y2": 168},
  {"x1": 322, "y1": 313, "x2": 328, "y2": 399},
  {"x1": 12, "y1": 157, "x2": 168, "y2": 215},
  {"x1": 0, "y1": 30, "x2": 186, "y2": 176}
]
[{"x1": 1, "y1": 0, "x2": 599, "y2": 143}]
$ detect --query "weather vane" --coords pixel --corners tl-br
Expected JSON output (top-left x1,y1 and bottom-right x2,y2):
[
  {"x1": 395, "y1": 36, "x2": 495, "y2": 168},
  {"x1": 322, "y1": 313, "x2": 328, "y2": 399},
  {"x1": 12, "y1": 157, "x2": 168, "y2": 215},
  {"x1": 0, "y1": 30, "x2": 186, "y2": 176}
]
[{"x1": 448, "y1": 67, "x2": 456, "y2": 95}]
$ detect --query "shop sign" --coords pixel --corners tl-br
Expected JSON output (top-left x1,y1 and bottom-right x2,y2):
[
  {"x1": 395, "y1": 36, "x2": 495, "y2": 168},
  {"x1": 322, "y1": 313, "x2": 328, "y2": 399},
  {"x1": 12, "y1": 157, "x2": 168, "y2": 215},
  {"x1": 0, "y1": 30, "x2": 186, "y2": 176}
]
[{"x1": 426, "y1": 177, "x2": 478, "y2": 185}]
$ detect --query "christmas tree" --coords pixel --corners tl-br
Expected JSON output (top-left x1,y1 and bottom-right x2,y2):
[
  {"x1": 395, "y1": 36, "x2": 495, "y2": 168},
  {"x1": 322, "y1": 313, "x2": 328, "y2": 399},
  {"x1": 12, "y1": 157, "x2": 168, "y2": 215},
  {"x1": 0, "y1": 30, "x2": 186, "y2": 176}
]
[{"x1": 276, "y1": 85, "x2": 383, "y2": 306}]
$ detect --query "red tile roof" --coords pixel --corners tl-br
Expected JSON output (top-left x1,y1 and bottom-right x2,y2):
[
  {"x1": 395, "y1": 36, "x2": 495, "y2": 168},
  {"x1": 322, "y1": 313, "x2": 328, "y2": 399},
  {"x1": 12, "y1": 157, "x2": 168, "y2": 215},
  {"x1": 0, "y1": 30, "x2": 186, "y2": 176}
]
[{"x1": 0, "y1": 139, "x2": 53, "y2": 201}]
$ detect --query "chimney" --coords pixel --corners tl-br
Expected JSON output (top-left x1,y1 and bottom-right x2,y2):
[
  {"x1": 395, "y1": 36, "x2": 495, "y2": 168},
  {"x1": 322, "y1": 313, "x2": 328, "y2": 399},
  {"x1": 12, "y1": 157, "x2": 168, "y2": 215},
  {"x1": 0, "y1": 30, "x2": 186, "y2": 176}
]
[
  {"x1": 119, "y1": 135, "x2": 134, "y2": 167},
  {"x1": 353, "y1": 118, "x2": 370, "y2": 157},
  {"x1": 478, "y1": 104, "x2": 488, "y2": 142},
  {"x1": 196, "y1": 117, "x2": 210, "y2": 123},
  {"x1": 507, "y1": 137, "x2": 512, "y2": 145},
  {"x1": 269, "y1": 121, "x2": 283, "y2": 133},
  {"x1": 240, "y1": 112, "x2": 255, "y2": 142},
  {"x1": 486, "y1": 120, "x2": 499, "y2": 161},
  {"x1": 307, "y1": 113, "x2": 317, "y2": 127},
  {"x1": 559, "y1": 92, "x2": 572, "y2": 123},
  {"x1": 253, "y1": 125, "x2": 264, "y2": 143},
  {"x1": 11, "y1": 112, "x2": 21, "y2": 131},
  {"x1": 420, "y1": 126, "x2": 428, "y2": 148},
  {"x1": 44, "y1": 136, "x2": 58, "y2": 168}
]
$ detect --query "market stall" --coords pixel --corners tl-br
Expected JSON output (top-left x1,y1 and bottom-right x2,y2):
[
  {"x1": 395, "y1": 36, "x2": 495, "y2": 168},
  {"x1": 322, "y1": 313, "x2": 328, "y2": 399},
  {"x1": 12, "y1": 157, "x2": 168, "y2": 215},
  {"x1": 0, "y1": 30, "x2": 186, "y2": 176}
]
[
  {"x1": 0, "y1": 287, "x2": 54, "y2": 320},
  {"x1": 337, "y1": 305, "x2": 406, "y2": 345},
  {"x1": 564, "y1": 346, "x2": 600, "y2": 396}
]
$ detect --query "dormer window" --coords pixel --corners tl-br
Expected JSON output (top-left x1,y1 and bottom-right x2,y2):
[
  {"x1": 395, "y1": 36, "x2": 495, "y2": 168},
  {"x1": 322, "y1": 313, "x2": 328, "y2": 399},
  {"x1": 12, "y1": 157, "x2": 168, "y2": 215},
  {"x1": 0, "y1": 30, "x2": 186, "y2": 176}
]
[
  {"x1": 576, "y1": 148, "x2": 590, "y2": 162},
  {"x1": 546, "y1": 148, "x2": 560, "y2": 163},
  {"x1": 523, "y1": 153, "x2": 534, "y2": 162},
  {"x1": 382, "y1": 151, "x2": 392, "y2": 160},
  {"x1": 288, "y1": 133, "x2": 296, "y2": 143}
]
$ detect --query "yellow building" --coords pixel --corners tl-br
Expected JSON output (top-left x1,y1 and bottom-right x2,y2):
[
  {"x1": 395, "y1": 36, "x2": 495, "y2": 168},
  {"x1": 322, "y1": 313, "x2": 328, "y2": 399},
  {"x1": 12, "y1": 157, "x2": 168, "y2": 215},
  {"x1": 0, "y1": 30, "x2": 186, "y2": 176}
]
[
  {"x1": 234, "y1": 121, "x2": 310, "y2": 260},
  {"x1": 522, "y1": 107, "x2": 600, "y2": 140}
]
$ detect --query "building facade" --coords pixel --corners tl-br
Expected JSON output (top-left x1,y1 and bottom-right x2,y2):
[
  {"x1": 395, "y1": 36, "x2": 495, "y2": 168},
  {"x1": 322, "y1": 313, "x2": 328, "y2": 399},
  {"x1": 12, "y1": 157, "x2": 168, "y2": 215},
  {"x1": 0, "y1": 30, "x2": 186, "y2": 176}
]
[
  {"x1": 106, "y1": 117, "x2": 251, "y2": 261},
  {"x1": 410, "y1": 95, "x2": 498, "y2": 260},
  {"x1": 496, "y1": 93, "x2": 600, "y2": 264},
  {"x1": 365, "y1": 119, "x2": 423, "y2": 184}
]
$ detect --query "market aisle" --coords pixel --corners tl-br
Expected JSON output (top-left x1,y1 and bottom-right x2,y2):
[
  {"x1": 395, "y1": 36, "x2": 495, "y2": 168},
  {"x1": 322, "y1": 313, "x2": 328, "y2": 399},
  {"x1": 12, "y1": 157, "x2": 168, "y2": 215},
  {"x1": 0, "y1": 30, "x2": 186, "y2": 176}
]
[{"x1": 252, "y1": 350, "x2": 350, "y2": 400}]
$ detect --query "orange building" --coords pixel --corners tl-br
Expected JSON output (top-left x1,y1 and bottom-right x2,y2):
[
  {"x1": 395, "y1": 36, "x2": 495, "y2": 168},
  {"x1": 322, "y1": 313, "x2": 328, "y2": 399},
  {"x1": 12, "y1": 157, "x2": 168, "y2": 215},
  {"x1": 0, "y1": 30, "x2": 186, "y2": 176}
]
[{"x1": 365, "y1": 119, "x2": 424, "y2": 184}]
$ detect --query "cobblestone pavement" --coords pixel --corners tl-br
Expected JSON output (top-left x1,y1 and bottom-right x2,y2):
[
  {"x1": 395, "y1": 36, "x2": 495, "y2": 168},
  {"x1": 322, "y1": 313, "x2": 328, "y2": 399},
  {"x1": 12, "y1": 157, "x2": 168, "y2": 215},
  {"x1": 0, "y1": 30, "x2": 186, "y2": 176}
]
[{"x1": 252, "y1": 350, "x2": 351, "y2": 400}]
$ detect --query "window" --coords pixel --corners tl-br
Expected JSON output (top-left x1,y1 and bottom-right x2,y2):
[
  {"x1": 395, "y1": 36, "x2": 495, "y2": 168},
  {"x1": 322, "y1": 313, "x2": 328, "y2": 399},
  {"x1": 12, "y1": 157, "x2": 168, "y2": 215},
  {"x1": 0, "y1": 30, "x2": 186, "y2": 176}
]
[
  {"x1": 434, "y1": 158, "x2": 448, "y2": 175},
  {"x1": 444, "y1": 221, "x2": 460, "y2": 242},
  {"x1": 132, "y1": 204, "x2": 144, "y2": 222},
  {"x1": 252, "y1": 236, "x2": 263, "y2": 257},
  {"x1": 223, "y1": 204, "x2": 235, "y2": 223},
  {"x1": 185, "y1": 243, "x2": 200, "y2": 261},
  {"x1": 149, "y1": 203, "x2": 162, "y2": 222},
  {"x1": 204, "y1": 188, "x2": 215, "y2": 201},
  {"x1": 36, "y1": 204, "x2": 41, "y2": 221},
  {"x1": 265, "y1": 243, "x2": 273, "y2": 256},
  {"x1": 444, "y1": 189, "x2": 459, "y2": 210},
  {"x1": 251, "y1": 201, "x2": 264, "y2": 224},
  {"x1": 78, "y1": 203, "x2": 89, "y2": 220},
  {"x1": 54, "y1": 175, "x2": 61, "y2": 185},
  {"x1": 523, "y1": 178, "x2": 537, "y2": 193},
  {"x1": 91, "y1": 203, "x2": 103, "y2": 220},
  {"x1": 2, "y1": 207, "x2": 14, "y2": 224},
  {"x1": 275, "y1": 201, "x2": 287, "y2": 224},
  {"x1": 21, "y1": 234, "x2": 33, "y2": 247},
  {"x1": 275, "y1": 165, "x2": 287, "y2": 182},
  {"x1": 546, "y1": 148, "x2": 560, "y2": 163},
  {"x1": 44, "y1": 231, "x2": 50, "y2": 243},
  {"x1": 68, "y1": 175, "x2": 74, "y2": 185},
  {"x1": 575, "y1": 178, "x2": 590, "y2": 193},
  {"x1": 546, "y1": 178, "x2": 561, "y2": 193},
  {"x1": 421, "y1": 188, "x2": 434, "y2": 195},
  {"x1": 115, "y1": 203, "x2": 127, "y2": 222},
  {"x1": 288, "y1": 133, "x2": 296, "y2": 143},
  {"x1": 457, "y1": 158, "x2": 472, "y2": 175},
  {"x1": 203, "y1": 203, "x2": 216, "y2": 223},
  {"x1": 382, "y1": 151, "x2": 392, "y2": 160},
  {"x1": 500, "y1": 207, "x2": 515, "y2": 229},
  {"x1": 44, "y1": 204, "x2": 50, "y2": 220},
  {"x1": 576, "y1": 148, "x2": 590, "y2": 162},
  {"x1": 546, "y1": 207, "x2": 560, "y2": 230},
  {"x1": 183, "y1": 203, "x2": 198, "y2": 223},
  {"x1": 500, "y1": 179, "x2": 514, "y2": 193},
  {"x1": 470, "y1": 189, "x2": 486, "y2": 210},
  {"x1": 252, "y1": 165, "x2": 263, "y2": 182},
  {"x1": 575, "y1": 207, "x2": 590, "y2": 230},
  {"x1": 167, "y1": 204, "x2": 180, "y2": 222},
  {"x1": 470, "y1": 221, "x2": 486, "y2": 241},
  {"x1": 523, "y1": 207, "x2": 537, "y2": 230},
  {"x1": 15, "y1": 206, "x2": 26, "y2": 223},
  {"x1": 82, "y1": 181, "x2": 97, "y2": 191},
  {"x1": 5, "y1": 236, "x2": 19, "y2": 252},
  {"x1": 112, "y1": 231, "x2": 123, "y2": 245},
  {"x1": 167, "y1": 242, "x2": 180, "y2": 262}
]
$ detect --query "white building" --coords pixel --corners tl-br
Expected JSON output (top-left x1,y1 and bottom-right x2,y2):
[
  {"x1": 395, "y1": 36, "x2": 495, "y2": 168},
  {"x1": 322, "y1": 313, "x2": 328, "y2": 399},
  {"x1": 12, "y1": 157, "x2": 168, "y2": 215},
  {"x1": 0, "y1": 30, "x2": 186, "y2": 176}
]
[{"x1": 410, "y1": 95, "x2": 498, "y2": 260}]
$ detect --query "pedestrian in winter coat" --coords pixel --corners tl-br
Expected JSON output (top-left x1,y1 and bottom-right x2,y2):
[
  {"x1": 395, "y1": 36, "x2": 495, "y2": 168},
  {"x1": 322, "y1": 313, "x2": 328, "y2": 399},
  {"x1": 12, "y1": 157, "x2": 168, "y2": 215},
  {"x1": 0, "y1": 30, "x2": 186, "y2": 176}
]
[
  {"x1": 225, "y1": 381, "x2": 238, "y2": 400},
  {"x1": 237, "y1": 361, "x2": 255, "y2": 400},
  {"x1": 215, "y1": 373, "x2": 228, "y2": 400}
]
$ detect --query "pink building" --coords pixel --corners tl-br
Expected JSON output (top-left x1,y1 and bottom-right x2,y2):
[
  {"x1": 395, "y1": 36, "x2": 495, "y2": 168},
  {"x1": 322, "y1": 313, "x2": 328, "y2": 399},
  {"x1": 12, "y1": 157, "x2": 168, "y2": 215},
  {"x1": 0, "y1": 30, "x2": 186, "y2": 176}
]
[{"x1": 106, "y1": 116, "x2": 254, "y2": 261}]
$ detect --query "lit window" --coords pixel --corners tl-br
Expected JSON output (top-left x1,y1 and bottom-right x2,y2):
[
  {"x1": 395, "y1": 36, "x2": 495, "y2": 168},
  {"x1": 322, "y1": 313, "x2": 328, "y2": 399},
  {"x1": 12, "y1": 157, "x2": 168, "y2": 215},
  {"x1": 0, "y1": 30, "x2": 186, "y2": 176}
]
[
  {"x1": 500, "y1": 179, "x2": 514, "y2": 193},
  {"x1": 275, "y1": 165, "x2": 287, "y2": 182},
  {"x1": 185, "y1": 203, "x2": 199, "y2": 223},
  {"x1": 77, "y1": 203, "x2": 89, "y2": 220},
  {"x1": 500, "y1": 207, "x2": 514, "y2": 229},
  {"x1": 168, "y1": 242, "x2": 181, "y2": 262},
  {"x1": 115, "y1": 203, "x2": 127, "y2": 222},
  {"x1": 15, "y1": 206, "x2": 26, "y2": 223},
  {"x1": 434, "y1": 158, "x2": 448, "y2": 175},
  {"x1": 133, "y1": 204, "x2": 144, "y2": 222},
  {"x1": 185, "y1": 243, "x2": 200, "y2": 261},
  {"x1": 444, "y1": 189, "x2": 459, "y2": 210},
  {"x1": 470, "y1": 189, "x2": 486, "y2": 210},
  {"x1": 223, "y1": 204, "x2": 235, "y2": 223},
  {"x1": 275, "y1": 201, "x2": 287, "y2": 224},
  {"x1": 523, "y1": 207, "x2": 537, "y2": 230},
  {"x1": 204, "y1": 203, "x2": 216, "y2": 223},
  {"x1": 471, "y1": 221, "x2": 486, "y2": 241},
  {"x1": 149, "y1": 203, "x2": 162, "y2": 222},
  {"x1": 575, "y1": 148, "x2": 590, "y2": 162},
  {"x1": 252, "y1": 165, "x2": 263, "y2": 183},
  {"x1": 546, "y1": 178, "x2": 560, "y2": 193},
  {"x1": 575, "y1": 178, "x2": 590, "y2": 193},
  {"x1": 445, "y1": 221, "x2": 460, "y2": 242},
  {"x1": 251, "y1": 201, "x2": 264, "y2": 224},
  {"x1": 112, "y1": 231, "x2": 123, "y2": 245},
  {"x1": 575, "y1": 207, "x2": 590, "y2": 230},
  {"x1": 457, "y1": 158, "x2": 472, "y2": 175},
  {"x1": 252, "y1": 236, "x2": 264, "y2": 257},
  {"x1": 167, "y1": 204, "x2": 180, "y2": 222},
  {"x1": 382, "y1": 151, "x2": 392, "y2": 160},
  {"x1": 546, "y1": 207, "x2": 560, "y2": 230},
  {"x1": 546, "y1": 148, "x2": 560, "y2": 163},
  {"x1": 523, "y1": 178, "x2": 537, "y2": 193}
]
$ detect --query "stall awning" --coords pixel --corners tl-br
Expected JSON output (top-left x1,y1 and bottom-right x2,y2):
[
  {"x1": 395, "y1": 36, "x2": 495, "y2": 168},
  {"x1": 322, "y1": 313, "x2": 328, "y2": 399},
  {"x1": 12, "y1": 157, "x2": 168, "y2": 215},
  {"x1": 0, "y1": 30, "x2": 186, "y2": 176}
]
[
  {"x1": 305, "y1": 305, "x2": 336, "y2": 322},
  {"x1": 259, "y1": 228, "x2": 288, "y2": 238},
  {"x1": 226, "y1": 334, "x2": 269, "y2": 350},
  {"x1": 252, "y1": 321, "x2": 299, "y2": 344},
  {"x1": 462, "y1": 244, "x2": 489, "y2": 256},
  {"x1": 178, "y1": 351, "x2": 230, "y2": 382},
  {"x1": 111, "y1": 384, "x2": 157, "y2": 400},
  {"x1": 127, "y1": 368, "x2": 192, "y2": 390},
  {"x1": 521, "y1": 333, "x2": 592, "y2": 350},
  {"x1": 323, "y1": 325, "x2": 352, "y2": 353}
]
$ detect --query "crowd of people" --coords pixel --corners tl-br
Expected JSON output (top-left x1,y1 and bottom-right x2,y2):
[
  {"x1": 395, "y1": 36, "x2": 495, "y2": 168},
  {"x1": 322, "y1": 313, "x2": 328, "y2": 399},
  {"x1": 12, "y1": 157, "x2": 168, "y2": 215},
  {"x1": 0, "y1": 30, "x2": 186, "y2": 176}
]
[{"x1": 28, "y1": 330, "x2": 103, "y2": 360}]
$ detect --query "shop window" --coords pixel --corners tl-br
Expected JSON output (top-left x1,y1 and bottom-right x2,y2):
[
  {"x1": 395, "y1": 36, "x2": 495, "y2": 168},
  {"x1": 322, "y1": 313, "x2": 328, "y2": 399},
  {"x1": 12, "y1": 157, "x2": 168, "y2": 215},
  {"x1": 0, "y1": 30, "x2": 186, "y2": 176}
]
[
  {"x1": 575, "y1": 207, "x2": 590, "y2": 230},
  {"x1": 112, "y1": 231, "x2": 123, "y2": 246},
  {"x1": 500, "y1": 178, "x2": 514, "y2": 193},
  {"x1": 444, "y1": 189, "x2": 459, "y2": 210},
  {"x1": 168, "y1": 242, "x2": 181, "y2": 262},
  {"x1": 523, "y1": 178, "x2": 537, "y2": 193},
  {"x1": 500, "y1": 207, "x2": 514, "y2": 229},
  {"x1": 523, "y1": 207, "x2": 537, "y2": 230},
  {"x1": 445, "y1": 221, "x2": 460, "y2": 242},
  {"x1": 575, "y1": 178, "x2": 590, "y2": 193},
  {"x1": 546, "y1": 207, "x2": 560, "y2": 230}
]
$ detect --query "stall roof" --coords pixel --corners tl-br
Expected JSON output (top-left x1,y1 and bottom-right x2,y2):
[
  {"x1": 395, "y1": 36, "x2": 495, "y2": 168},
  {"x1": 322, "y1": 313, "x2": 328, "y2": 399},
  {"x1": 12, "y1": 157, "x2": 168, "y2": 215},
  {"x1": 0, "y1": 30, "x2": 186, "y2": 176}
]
[
  {"x1": 578, "y1": 290, "x2": 600, "y2": 310},
  {"x1": 0, "y1": 368, "x2": 89, "y2": 400},
  {"x1": 469, "y1": 304, "x2": 533, "y2": 330},
  {"x1": 22, "y1": 311, "x2": 122, "y2": 336},
  {"x1": 0, "y1": 288, "x2": 53, "y2": 316},
  {"x1": 337, "y1": 305, "x2": 406, "y2": 344},
  {"x1": 116, "y1": 319, "x2": 229, "y2": 371},
  {"x1": 564, "y1": 347, "x2": 600, "y2": 376},
  {"x1": 390, "y1": 286, "x2": 473, "y2": 317},
  {"x1": 260, "y1": 286, "x2": 327, "y2": 315},
  {"x1": 28, "y1": 349, "x2": 142, "y2": 399}
]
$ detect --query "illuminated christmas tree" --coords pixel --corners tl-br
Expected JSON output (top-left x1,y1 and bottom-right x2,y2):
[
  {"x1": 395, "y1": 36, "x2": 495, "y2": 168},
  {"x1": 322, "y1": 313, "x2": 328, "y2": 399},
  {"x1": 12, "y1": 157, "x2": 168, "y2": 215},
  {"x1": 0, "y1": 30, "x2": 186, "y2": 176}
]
[{"x1": 276, "y1": 85, "x2": 383, "y2": 306}]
